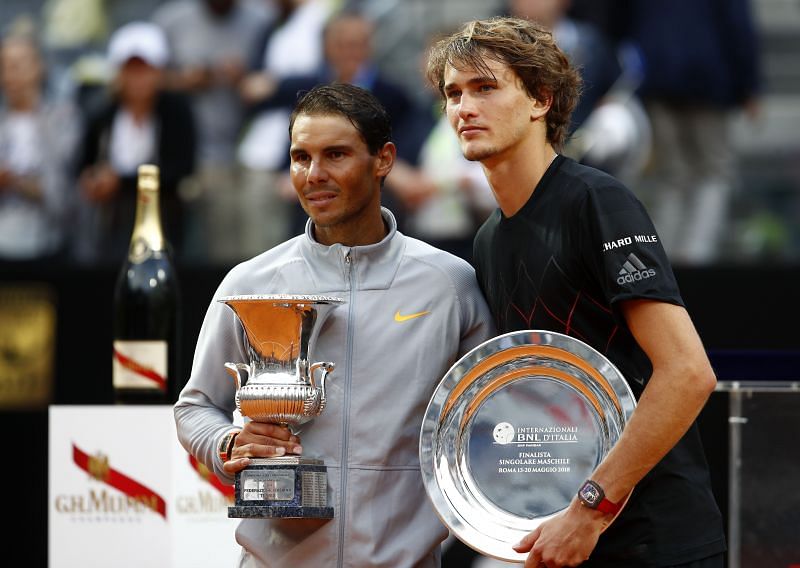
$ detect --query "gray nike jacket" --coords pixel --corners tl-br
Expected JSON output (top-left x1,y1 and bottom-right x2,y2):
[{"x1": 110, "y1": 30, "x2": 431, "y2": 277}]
[{"x1": 174, "y1": 208, "x2": 495, "y2": 567}]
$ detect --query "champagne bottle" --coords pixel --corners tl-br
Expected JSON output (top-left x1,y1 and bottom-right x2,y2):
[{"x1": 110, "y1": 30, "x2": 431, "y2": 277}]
[{"x1": 112, "y1": 164, "x2": 181, "y2": 404}]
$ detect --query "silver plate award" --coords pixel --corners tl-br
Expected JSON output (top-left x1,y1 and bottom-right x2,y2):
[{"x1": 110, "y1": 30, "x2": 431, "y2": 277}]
[{"x1": 420, "y1": 330, "x2": 636, "y2": 562}]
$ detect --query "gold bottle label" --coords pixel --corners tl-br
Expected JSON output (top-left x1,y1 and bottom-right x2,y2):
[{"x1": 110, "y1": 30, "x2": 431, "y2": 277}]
[{"x1": 128, "y1": 165, "x2": 165, "y2": 261}]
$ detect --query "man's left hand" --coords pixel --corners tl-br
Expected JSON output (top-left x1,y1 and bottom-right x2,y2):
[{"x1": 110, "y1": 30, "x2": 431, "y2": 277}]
[{"x1": 513, "y1": 499, "x2": 608, "y2": 568}]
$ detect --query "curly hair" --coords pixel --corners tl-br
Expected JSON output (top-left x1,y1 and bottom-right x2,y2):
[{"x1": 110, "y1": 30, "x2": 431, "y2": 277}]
[{"x1": 425, "y1": 16, "x2": 582, "y2": 149}]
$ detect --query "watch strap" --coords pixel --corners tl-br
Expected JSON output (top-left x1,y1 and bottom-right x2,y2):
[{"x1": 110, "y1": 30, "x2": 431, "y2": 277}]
[
  {"x1": 217, "y1": 430, "x2": 241, "y2": 463},
  {"x1": 578, "y1": 479, "x2": 622, "y2": 515},
  {"x1": 595, "y1": 495, "x2": 622, "y2": 515}
]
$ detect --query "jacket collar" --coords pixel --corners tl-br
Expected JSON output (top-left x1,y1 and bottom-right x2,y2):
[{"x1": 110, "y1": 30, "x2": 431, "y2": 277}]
[{"x1": 300, "y1": 207, "x2": 404, "y2": 292}]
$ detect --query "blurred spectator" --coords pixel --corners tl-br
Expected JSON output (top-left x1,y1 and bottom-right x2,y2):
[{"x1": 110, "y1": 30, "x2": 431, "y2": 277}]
[
  {"x1": 152, "y1": 0, "x2": 270, "y2": 264},
  {"x1": 379, "y1": 30, "x2": 495, "y2": 263},
  {"x1": 243, "y1": 9, "x2": 436, "y2": 235},
  {"x1": 624, "y1": 0, "x2": 762, "y2": 265},
  {"x1": 505, "y1": 0, "x2": 621, "y2": 132},
  {"x1": 0, "y1": 21, "x2": 80, "y2": 262},
  {"x1": 503, "y1": 1, "x2": 653, "y2": 190},
  {"x1": 40, "y1": 0, "x2": 111, "y2": 99},
  {"x1": 567, "y1": 0, "x2": 632, "y2": 45},
  {"x1": 239, "y1": 0, "x2": 332, "y2": 169},
  {"x1": 73, "y1": 21, "x2": 196, "y2": 265},
  {"x1": 236, "y1": 0, "x2": 333, "y2": 259},
  {"x1": 565, "y1": 81, "x2": 653, "y2": 187},
  {"x1": 403, "y1": 108, "x2": 496, "y2": 263},
  {"x1": 41, "y1": 0, "x2": 109, "y2": 51}
]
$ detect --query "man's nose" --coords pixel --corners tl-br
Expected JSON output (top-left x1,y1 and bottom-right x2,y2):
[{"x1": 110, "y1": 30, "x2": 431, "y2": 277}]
[
  {"x1": 458, "y1": 93, "x2": 478, "y2": 119},
  {"x1": 307, "y1": 159, "x2": 328, "y2": 184}
]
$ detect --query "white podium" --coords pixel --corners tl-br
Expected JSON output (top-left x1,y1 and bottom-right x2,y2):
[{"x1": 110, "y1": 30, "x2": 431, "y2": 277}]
[{"x1": 48, "y1": 406, "x2": 242, "y2": 568}]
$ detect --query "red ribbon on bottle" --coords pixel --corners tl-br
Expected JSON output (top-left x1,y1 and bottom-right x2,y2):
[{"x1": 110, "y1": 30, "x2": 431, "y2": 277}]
[
  {"x1": 72, "y1": 443, "x2": 167, "y2": 519},
  {"x1": 113, "y1": 348, "x2": 167, "y2": 390}
]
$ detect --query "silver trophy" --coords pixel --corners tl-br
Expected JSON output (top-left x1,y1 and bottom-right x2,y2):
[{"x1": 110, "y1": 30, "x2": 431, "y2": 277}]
[
  {"x1": 220, "y1": 294, "x2": 344, "y2": 519},
  {"x1": 420, "y1": 330, "x2": 637, "y2": 562}
]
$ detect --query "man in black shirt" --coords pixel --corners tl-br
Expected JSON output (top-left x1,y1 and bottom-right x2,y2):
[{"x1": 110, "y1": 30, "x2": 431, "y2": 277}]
[{"x1": 426, "y1": 17, "x2": 725, "y2": 568}]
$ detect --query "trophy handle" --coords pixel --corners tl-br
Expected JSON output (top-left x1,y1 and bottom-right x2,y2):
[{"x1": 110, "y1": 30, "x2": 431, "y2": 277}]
[
  {"x1": 309, "y1": 362, "x2": 335, "y2": 398},
  {"x1": 224, "y1": 362, "x2": 251, "y2": 390}
]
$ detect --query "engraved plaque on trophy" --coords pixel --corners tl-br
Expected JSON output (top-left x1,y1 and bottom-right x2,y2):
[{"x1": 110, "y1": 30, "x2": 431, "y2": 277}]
[
  {"x1": 220, "y1": 294, "x2": 344, "y2": 519},
  {"x1": 420, "y1": 330, "x2": 636, "y2": 562}
]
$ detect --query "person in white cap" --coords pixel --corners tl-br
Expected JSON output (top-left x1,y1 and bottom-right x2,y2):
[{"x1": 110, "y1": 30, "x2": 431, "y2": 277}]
[
  {"x1": 107, "y1": 20, "x2": 170, "y2": 71},
  {"x1": 73, "y1": 21, "x2": 196, "y2": 264}
]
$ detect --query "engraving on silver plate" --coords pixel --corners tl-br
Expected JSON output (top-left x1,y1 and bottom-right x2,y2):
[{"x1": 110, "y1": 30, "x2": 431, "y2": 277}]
[
  {"x1": 241, "y1": 470, "x2": 296, "y2": 501},
  {"x1": 301, "y1": 471, "x2": 327, "y2": 507},
  {"x1": 419, "y1": 330, "x2": 636, "y2": 562}
]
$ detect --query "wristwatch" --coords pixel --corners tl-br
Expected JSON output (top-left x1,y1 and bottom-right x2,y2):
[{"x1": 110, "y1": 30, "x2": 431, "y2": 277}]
[
  {"x1": 217, "y1": 430, "x2": 241, "y2": 463},
  {"x1": 577, "y1": 479, "x2": 621, "y2": 515}
]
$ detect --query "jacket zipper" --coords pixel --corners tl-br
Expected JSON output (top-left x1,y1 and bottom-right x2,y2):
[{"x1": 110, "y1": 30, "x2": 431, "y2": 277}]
[{"x1": 338, "y1": 249, "x2": 355, "y2": 568}]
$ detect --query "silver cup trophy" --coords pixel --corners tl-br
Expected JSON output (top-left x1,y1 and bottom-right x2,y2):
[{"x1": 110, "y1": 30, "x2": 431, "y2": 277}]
[{"x1": 219, "y1": 294, "x2": 344, "y2": 519}]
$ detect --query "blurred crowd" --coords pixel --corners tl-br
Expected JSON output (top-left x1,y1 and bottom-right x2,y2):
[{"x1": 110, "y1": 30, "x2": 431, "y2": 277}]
[{"x1": 0, "y1": 0, "x2": 762, "y2": 269}]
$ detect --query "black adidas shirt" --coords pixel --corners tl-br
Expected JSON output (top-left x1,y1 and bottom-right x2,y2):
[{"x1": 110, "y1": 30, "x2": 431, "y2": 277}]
[{"x1": 473, "y1": 156, "x2": 725, "y2": 566}]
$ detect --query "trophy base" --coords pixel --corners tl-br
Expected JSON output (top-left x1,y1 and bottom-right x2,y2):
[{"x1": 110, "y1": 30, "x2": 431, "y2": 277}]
[
  {"x1": 228, "y1": 456, "x2": 333, "y2": 519},
  {"x1": 228, "y1": 505, "x2": 334, "y2": 519}
]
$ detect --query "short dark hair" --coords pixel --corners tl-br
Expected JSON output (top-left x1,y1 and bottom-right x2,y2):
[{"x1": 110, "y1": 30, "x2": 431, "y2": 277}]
[
  {"x1": 426, "y1": 16, "x2": 582, "y2": 149},
  {"x1": 289, "y1": 83, "x2": 391, "y2": 155}
]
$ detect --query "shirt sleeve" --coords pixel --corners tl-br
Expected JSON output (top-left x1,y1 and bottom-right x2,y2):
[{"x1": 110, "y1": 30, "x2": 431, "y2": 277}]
[
  {"x1": 173, "y1": 275, "x2": 248, "y2": 484},
  {"x1": 578, "y1": 181, "x2": 684, "y2": 308}
]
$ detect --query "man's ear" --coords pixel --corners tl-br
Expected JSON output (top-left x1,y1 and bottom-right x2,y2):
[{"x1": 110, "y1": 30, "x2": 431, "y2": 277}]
[
  {"x1": 376, "y1": 141, "x2": 397, "y2": 178},
  {"x1": 531, "y1": 92, "x2": 552, "y2": 121}
]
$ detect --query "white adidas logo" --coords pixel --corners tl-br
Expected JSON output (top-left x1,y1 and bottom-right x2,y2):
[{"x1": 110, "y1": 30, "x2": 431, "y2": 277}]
[{"x1": 617, "y1": 253, "x2": 656, "y2": 285}]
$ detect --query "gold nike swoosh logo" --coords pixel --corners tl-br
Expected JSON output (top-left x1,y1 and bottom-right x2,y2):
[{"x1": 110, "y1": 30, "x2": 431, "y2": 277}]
[{"x1": 394, "y1": 310, "x2": 430, "y2": 322}]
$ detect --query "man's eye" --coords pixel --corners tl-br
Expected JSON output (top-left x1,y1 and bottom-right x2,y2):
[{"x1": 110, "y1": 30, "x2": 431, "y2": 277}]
[
  {"x1": 446, "y1": 90, "x2": 461, "y2": 99},
  {"x1": 479, "y1": 84, "x2": 495, "y2": 92}
]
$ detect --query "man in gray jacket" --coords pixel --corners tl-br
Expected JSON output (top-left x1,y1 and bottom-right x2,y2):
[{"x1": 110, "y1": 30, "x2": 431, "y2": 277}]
[{"x1": 174, "y1": 83, "x2": 495, "y2": 567}]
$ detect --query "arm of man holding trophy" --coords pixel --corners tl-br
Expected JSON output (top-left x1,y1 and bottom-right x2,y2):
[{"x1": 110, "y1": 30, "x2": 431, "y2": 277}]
[{"x1": 513, "y1": 301, "x2": 717, "y2": 568}]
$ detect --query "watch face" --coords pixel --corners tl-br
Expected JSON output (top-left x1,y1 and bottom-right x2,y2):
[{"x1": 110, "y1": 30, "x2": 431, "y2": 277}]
[
  {"x1": 580, "y1": 483, "x2": 601, "y2": 505},
  {"x1": 219, "y1": 432, "x2": 235, "y2": 460}
]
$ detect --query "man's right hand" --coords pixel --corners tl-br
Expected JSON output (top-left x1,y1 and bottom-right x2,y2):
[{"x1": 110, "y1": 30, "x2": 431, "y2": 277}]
[{"x1": 222, "y1": 422, "x2": 302, "y2": 475}]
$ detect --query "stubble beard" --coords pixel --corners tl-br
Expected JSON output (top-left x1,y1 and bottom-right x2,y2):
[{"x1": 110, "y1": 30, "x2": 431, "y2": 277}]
[{"x1": 462, "y1": 141, "x2": 498, "y2": 163}]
